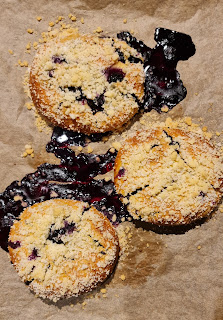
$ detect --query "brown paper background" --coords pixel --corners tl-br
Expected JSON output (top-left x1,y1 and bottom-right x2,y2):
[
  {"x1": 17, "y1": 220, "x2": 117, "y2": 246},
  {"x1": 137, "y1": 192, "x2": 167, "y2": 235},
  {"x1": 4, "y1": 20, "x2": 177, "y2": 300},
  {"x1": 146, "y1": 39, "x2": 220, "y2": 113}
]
[{"x1": 1, "y1": 1, "x2": 223, "y2": 319}]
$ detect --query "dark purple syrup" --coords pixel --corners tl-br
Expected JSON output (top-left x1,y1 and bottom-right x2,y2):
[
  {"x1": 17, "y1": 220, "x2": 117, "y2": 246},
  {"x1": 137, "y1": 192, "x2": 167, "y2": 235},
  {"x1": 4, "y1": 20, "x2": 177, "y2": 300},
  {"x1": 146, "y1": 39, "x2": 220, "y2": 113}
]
[
  {"x1": 117, "y1": 28, "x2": 195, "y2": 112},
  {"x1": 49, "y1": 126, "x2": 110, "y2": 147}
]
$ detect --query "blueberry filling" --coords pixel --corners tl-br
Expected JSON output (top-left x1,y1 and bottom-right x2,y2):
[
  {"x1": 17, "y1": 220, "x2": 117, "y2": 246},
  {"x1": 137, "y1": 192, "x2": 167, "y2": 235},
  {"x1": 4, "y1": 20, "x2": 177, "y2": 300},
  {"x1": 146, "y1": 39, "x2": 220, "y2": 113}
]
[
  {"x1": 88, "y1": 234, "x2": 105, "y2": 248},
  {"x1": 163, "y1": 131, "x2": 189, "y2": 166},
  {"x1": 93, "y1": 239, "x2": 104, "y2": 247},
  {"x1": 128, "y1": 55, "x2": 142, "y2": 64},
  {"x1": 47, "y1": 221, "x2": 76, "y2": 244},
  {"x1": 66, "y1": 86, "x2": 105, "y2": 114},
  {"x1": 143, "y1": 47, "x2": 187, "y2": 112},
  {"x1": 8, "y1": 240, "x2": 21, "y2": 249},
  {"x1": 87, "y1": 93, "x2": 105, "y2": 114},
  {"x1": 52, "y1": 55, "x2": 67, "y2": 64},
  {"x1": 115, "y1": 48, "x2": 125, "y2": 63},
  {"x1": 64, "y1": 220, "x2": 77, "y2": 234},
  {"x1": 199, "y1": 191, "x2": 206, "y2": 197},
  {"x1": 49, "y1": 70, "x2": 54, "y2": 78},
  {"x1": 66, "y1": 86, "x2": 83, "y2": 101},
  {"x1": 45, "y1": 144, "x2": 117, "y2": 182},
  {"x1": 104, "y1": 67, "x2": 125, "y2": 83},
  {"x1": 131, "y1": 93, "x2": 142, "y2": 107},
  {"x1": 28, "y1": 248, "x2": 39, "y2": 260},
  {"x1": 117, "y1": 168, "x2": 125, "y2": 178}
]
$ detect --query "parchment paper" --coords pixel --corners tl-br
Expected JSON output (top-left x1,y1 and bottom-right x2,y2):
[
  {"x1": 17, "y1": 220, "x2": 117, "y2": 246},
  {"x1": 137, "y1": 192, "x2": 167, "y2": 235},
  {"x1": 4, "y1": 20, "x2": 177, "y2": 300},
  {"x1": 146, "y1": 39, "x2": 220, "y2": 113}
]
[{"x1": 1, "y1": 1, "x2": 223, "y2": 319}]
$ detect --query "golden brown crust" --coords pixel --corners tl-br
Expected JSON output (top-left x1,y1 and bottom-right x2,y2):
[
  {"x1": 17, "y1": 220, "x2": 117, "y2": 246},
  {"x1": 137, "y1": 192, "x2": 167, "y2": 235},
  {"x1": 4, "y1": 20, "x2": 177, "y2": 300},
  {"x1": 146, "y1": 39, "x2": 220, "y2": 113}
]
[
  {"x1": 8, "y1": 199, "x2": 119, "y2": 301},
  {"x1": 114, "y1": 126, "x2": 223, "y2": 225},
  {"x1": 29, "y1": 30, "x2": 145, "y2": 134}
]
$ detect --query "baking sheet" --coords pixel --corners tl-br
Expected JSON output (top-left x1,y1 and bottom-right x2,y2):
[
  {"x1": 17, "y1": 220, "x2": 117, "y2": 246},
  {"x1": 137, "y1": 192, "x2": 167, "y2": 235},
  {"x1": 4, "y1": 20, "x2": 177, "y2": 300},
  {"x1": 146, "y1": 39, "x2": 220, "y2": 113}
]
[{"x1": 1, "y1": 0, "x2": 223, "y2": 319}]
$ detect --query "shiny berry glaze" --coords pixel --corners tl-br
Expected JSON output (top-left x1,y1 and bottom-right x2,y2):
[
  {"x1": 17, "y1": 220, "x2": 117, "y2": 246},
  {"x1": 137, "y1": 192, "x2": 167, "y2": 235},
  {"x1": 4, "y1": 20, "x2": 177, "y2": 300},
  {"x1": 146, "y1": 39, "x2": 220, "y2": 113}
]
[
  {"x1": 49, "y1": 126, "x2": 110, "y2": 147},
  {"x1": 117, "y1": 28, "x2": 195, "y2": 112}
]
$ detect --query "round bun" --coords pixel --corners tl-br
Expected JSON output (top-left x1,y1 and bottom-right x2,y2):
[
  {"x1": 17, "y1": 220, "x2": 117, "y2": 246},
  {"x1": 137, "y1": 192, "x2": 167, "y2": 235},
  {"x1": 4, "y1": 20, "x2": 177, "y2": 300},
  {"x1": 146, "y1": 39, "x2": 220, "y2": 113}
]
[
  {"x1": 114, "y1": 126, "x2": 223, "y2": 225},
  {"x1": 29, "y1": 29, "x2": 145, "y2": 134},
  {"x1": 8, "y1": 199, "x2": 119, "y2": 301}
]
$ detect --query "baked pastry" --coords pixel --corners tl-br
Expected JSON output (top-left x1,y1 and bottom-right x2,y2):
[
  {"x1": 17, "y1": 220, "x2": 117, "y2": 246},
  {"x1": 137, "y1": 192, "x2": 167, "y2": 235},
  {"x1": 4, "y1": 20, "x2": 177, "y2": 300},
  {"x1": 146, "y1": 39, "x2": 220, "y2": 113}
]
[
  {"x1": 114, "y1": 126, "x2": 223, "y2": 225},
  {"x1": 29, "y1": 29, "x2": 145, "y2": 134},
  {"x1": 8, "y1": 199, "x2": 119, "y2": 301}
]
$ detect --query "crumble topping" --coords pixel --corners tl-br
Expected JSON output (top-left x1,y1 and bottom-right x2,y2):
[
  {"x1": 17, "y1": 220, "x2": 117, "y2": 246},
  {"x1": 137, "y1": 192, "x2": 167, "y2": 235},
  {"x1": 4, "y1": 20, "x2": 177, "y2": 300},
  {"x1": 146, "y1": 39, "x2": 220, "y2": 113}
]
[{"x1": 21, "y1": 144, "x2": 34, "y2": 158}]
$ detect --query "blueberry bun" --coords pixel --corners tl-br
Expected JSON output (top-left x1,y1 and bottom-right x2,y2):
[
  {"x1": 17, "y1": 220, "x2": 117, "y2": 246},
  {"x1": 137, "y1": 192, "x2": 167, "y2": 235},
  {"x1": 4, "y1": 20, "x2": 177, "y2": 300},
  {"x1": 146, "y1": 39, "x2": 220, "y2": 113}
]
[
  {"x1": 8, "y1": 199, "x2": 119, "y2": 301},
  {"x1": 29, "y1": 29, "x2": 145, "y2": 134},
  {"x1": 114, "y1": 126, "x2": 223, "y2": 225}
]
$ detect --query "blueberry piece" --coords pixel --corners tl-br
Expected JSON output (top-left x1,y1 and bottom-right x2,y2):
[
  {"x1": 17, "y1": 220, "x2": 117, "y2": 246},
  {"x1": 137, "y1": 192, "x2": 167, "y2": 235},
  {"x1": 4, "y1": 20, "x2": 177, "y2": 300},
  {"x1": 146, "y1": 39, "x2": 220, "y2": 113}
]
[
  {"x1": 64, "y1": 220, "x2": 76, "y2": 234},
  {"x1": 128, "y1": 55, "x2": 142, "y2": 64},
  {"x1": 8, "y1": 240, "x2": 21, "y2": 249},
  {"x1": 49, "y1": 70, "x2": 54, "y2": 77},
  {"x1": 104, "y1": 67, "x2": 125, "y2": 83},
  {"x1": 115, "y1": 48, "x2": 125, "y2": 63},
  {"x1": 66, "y1": 86, "x2": 105, "y2": 114},
  {"x1": 47, "y1": 222, "x2": 76, "y2": 244},
  {"x1": 117, "y1": 168, "x2": 125, "y2": 178},
  {"x1": 28, "y1": 248, "x2": 39, "y2": 260},
  {"x1": 52, "y1": 55, "x2": 67, "y2": 64},
  {"x1": 87, "y1": 93, "x2": 105, "y2": 114}
]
